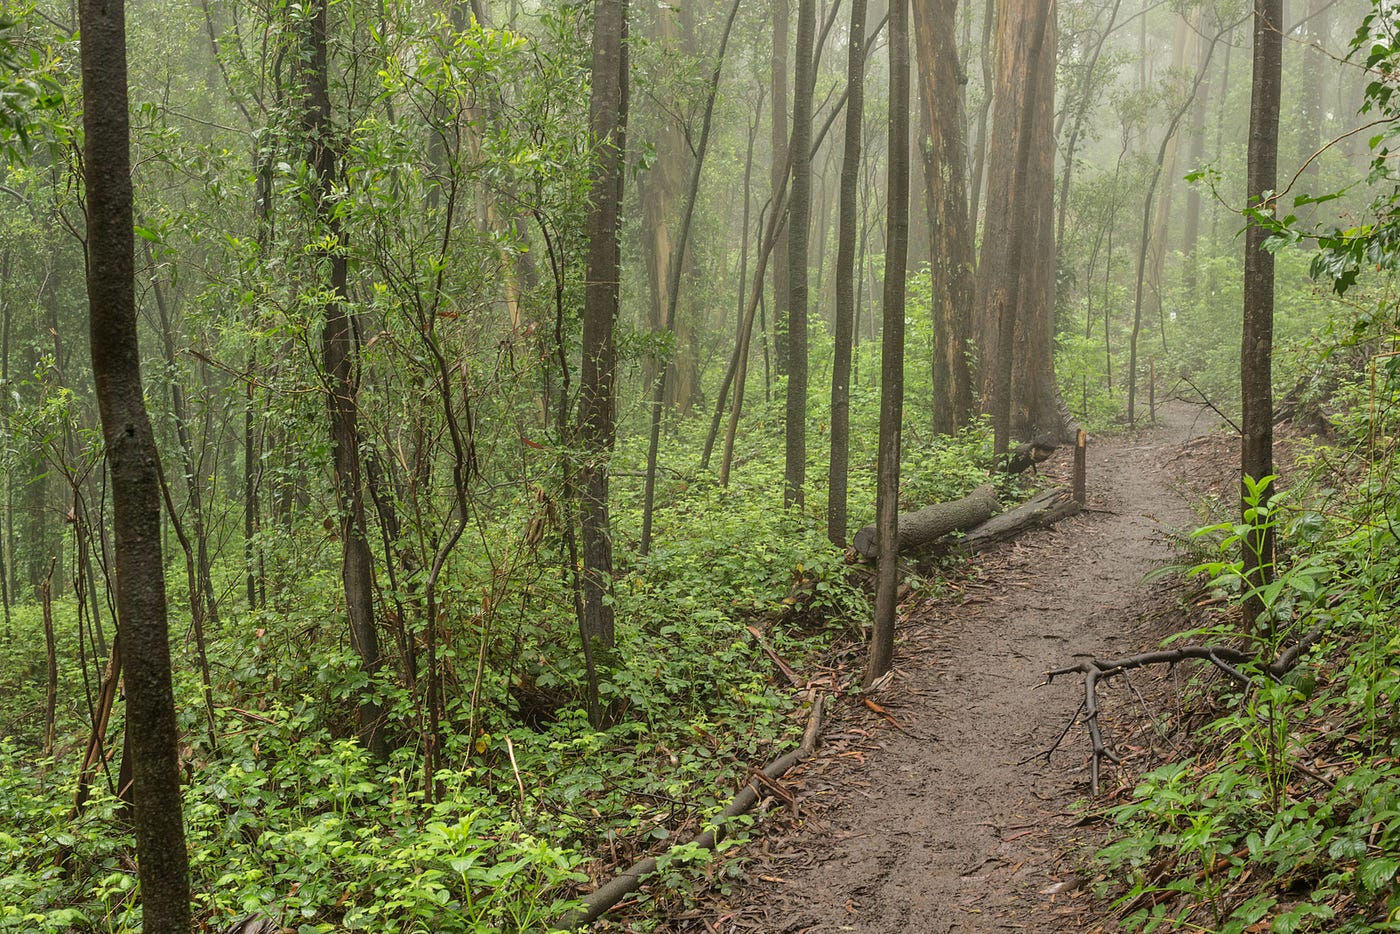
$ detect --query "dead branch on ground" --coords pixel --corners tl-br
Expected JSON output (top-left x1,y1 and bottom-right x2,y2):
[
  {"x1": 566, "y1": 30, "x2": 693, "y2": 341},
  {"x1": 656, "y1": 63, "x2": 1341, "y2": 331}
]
[
  {"x1": 1046, "y1": 628, "x2": 1322, "y2": 795},
  {"x1": 557, "y1": 695, "x2": 826, "y2": 930}
]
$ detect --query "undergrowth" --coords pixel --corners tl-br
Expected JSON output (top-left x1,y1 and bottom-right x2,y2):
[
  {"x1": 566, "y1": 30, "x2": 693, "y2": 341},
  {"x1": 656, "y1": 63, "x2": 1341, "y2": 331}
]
[
  {"x1": 0, "y1": 400, "x2": 1000, "y2": 932},
  {"x1": 1093, "y1": 366, "x2": 1400, "y2": 932}
]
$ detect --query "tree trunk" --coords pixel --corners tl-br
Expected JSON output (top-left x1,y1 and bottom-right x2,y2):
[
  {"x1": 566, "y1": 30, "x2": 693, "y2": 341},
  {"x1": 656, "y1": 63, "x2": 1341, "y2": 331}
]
[
  {"x1": 640, "y1": 0, "x2": 742, "y2": 554},
  {"x1": 1126, "y1": 17, "x2": 1224, "y2": 427},
  {"x1": 1242, "y1": 0, "x2": 1280, "y2": 629},
  {"x1": 304, "y1": 0, "x2": 387, "y2": 758},
  {"x1": 867, "y1": 0, "x2": 909, "y2": 688},
  {"x1": 828, "y1": 0, "x2": 868, "y2": 547},
  {"x1": 968, "y1": 0, "x2": 995, "y2": 241},
  {"x1": 1054, "y1": 0, "x2": 1125, "y2": 253},
  {"x1": 579, "y1": 0, "x2": 628, "y2": 725},
  {"x1": 1181, "y1": 31, "x2": 1210, "y2": 297},
  {"x1": 853, "y1": 484, "x2": 997, "y2": 557},
  {"x1": 771, "y1": 0, "x2": 791, "y2": 377},
  {"x1": 785, "y1": 0, "x2": 815, "y2": 508},
  {"x1": 976, "y1": 0, "x2": 1058, "y2": 454},
  {"x1": 1294, "y1": 0, "x2": 1329, "y2": 194},
  {"x1": 79, "y1": 0, "x2": 192, "y2": 926},
  {"x1": 959, "y1": 486, "x2": 1079, "y2": 551},
  {"x1": 912, "y1": 0, "x2": 976, "y2": 433}
]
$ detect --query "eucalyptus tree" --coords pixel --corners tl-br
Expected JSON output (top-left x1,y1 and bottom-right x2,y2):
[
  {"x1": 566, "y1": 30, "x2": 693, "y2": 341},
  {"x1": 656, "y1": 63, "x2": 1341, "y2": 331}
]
[
  {"x1": 1124, "y1": 7, "x2": 1232, "y2": 428},
  {"x1": 784, "y1": 0, "x2": 815, "y2": 508},
  {"x1": 912, "y1": 0, "x2": 975, "y2": 433},
  {"x1": 977, "y1": 0, "x2": 1061, "y2": 454},
  {"x1": 299, "y1": 0, "x2": 388, "y2": 758}
]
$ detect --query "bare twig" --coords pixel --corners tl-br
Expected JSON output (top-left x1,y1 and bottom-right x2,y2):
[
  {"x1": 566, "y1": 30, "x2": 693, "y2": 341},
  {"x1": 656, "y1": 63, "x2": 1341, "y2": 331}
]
[{"x1": 1047, "y1": 636, "x2": 1317, "y2": 795}]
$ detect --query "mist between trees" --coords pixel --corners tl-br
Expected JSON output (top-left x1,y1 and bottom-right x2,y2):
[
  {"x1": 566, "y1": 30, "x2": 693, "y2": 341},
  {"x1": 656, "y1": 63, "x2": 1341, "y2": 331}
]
[{"x1": 0, "y1": 0, "x2": 1396, "y2": 928}]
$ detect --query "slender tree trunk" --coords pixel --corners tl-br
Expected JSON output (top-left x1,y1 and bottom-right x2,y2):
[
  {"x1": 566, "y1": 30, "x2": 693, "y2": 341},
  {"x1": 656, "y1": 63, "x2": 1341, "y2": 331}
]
[
  {"x1": 867, "y1": 0, "x2": 909, "y2": 687},
  {"x1": 640, "y1": 0, "x2": 742, "y2": 554},
  {"x1": 771, "y1": 0, "x2": 791, "y2": 377},
  {"x1": 1242, "y1": 0, "x2": 1280, "y2": 629},
  {"x1": 304, "y1": 0, "x2": 387, "y2": 758},
  {"x1": 968, "y1": 0, "x2": 995, "y2": 243},
  {"x1": 828, "y1": 0, "x2": 867, "y2": 546},
  {"x1": 79, "y1": 0, "x2": 192, "y2": 926},
  {"x1": 1126, "y1": 19, "x2": 1224, "y2": 426},
  {"x1": 148, "y1": 254, "x2": 220, "y2": 631},
  {"x1": 578, "y1": 0, "x2": 628, "y2": 725},
  {"x1": 785, "y1": 0, "x2": 815, "y2": 508},
  {"x1": 1054, "y1": 0, "x2": 1125, "y2": 252},
  {"x1": 1181, "y1": 32, "x2": 1211, "y2": 296},
  {"x1": 1294, "y1": 0, "x2": 1328, "y2": 194}
]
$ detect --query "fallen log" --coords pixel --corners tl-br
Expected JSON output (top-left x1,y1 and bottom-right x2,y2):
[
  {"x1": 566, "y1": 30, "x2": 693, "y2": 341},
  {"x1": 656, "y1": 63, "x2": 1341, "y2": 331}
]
[
  {"x1": 957, "y1": 487, "x2": 1081, "y2": 553},
  {"x1": 852, "y1": 484, "x2": 999, "y2": 558}
]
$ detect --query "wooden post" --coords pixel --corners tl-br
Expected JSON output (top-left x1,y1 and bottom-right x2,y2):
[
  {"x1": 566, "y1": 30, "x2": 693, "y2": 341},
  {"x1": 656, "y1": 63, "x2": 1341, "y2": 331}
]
[
  {"x1": 1072, "y1": 429, "x2": 1087, "y2": 504},
  {"x1": 1149, "y1": 359, "x2": 1157, "y2": 424}
]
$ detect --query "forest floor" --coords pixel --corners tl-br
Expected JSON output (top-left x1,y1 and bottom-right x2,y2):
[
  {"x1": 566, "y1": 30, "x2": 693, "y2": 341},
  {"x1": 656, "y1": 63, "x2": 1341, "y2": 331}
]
[{"x1": 660, "y1": 400, "x2": 1238, "y2": 933}]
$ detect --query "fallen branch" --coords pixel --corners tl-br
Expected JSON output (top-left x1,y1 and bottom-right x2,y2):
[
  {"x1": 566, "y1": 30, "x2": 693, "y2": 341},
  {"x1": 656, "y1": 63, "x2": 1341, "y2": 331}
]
[
  {"x1": 852, "y1": 485, "x2": 998, "y2": 558},
  {"x1": 1046, "y1": 630, "x2": 1322, "y2": 795},
  {"x1": 958, "y1": 487, "x2": 1081, "y2": 552},
  {"x1": 556, "y1": 695, "x2": 827, "y2": 930}
]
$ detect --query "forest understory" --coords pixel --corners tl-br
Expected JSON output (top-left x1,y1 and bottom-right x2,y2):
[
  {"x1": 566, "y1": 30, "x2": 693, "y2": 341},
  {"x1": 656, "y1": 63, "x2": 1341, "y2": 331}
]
[
  {"x1": 632, "y1": 398, "x2": 1397, "y2": 934},
  {"x1": 607, "y1": 400, "x2": 1226, "y2": 933}
]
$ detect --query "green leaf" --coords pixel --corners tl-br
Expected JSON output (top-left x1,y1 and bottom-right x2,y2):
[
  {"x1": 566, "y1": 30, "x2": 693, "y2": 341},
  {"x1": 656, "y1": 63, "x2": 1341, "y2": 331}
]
[{"x1": 1360, "y1": 855, "x2": 1399, "y2": 892}]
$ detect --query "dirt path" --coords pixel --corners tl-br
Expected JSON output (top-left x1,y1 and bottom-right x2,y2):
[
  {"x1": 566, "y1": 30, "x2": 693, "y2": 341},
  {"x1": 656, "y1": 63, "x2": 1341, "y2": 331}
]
[{"x1": 677, "y1": 402, "x2": 1223, "y2": 933}]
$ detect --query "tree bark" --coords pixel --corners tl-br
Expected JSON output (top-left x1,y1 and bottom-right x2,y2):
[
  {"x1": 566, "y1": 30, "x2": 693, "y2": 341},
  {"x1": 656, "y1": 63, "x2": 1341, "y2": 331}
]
[
  {"x1": 1242, "y1": 0, "x2": 1281, "y2": 629},
  {"x1": 977, "y1": 0, "x2": 1058, "y2": 454},
  {"x1": 79, "y1": 0, "x2": 192, "y2": 925},
  {"x1": 828, "y1": 0, "x2": 868, "y2": 546},
  {"x1": 771, "y1": 0, "x2": 791, "y2": 378},
  {"x1": 304, "y1": 0, "x2": 387, "y2": 758},
  {"x1": 785, "y1": 0, "x2": 815, "y2": 508},
  {"x1": 958, "y1": 486, "x2": 1079, "y2": 551},
  {"x1": 912, "y1": 0, "x2": 976, "y2": 433},
  {"x1": 579, "y1": 0, "x2": 628, "y2": 724},
  {"x1": 867, "y1": 0, "x2": 910, "y2": 688},
  {"x1": 640, "y1": 0, "x2": 742, "y2": 554},
  {"x1": 853, "y1": 484, "x2": 997, "y2": 558}
]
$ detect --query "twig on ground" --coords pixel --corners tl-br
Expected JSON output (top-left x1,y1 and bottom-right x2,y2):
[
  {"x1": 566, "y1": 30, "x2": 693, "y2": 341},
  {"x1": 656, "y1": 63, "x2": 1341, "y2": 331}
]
[
  {"x1": 1046, "y1": 635, "x2": 1319, "y2": 795},
  {"x1": 557, "y1": 695, "x2": 826, "y2": 929}
]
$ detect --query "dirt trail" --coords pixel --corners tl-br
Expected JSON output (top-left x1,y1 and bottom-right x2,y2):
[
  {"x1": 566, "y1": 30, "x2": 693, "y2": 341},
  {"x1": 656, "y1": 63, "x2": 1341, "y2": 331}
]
[{"x1": 684, "y1": 402, "x2": 1222, "y2": 933}]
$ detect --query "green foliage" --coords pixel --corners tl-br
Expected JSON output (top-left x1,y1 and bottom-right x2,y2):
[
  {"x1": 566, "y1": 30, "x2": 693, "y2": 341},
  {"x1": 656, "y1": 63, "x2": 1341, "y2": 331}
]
[
  {"x1": 0, "y1": 9, "x2": 65, "y2": 161},
  {"x1": 1094, "y1": 389, "x2": 1400, "y2": 931}
]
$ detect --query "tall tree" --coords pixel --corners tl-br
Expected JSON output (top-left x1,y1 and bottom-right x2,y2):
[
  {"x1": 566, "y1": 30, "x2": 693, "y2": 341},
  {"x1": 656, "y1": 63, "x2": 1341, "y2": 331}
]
[
  {"x1": 913, "y1": 0, "x2": 976, "y2": 433},
  {"x1": 640, "y1": 0, "x2": 744, "y2": 555},
  {"x1": 578, "y1": 0, "x2": 628, "y2": 724},
  {"x1": 976, "y1": 0, "x2": 1060, "y2": 454},
  {"x1": 867, "y1": 0, "x2": 910, "y2": 686},
  {"x1": 771, "y1": 0, "x2": 792, "y2": 378},
  {"x1": 785, "y1": 0, "x2": 815, "y2": 508},
  {"x1": 828, "y1": 0, "x2": 868, "y2": 545},
  {"x1": 79, "y1": 0, "x2": 192, "y2": 928},
  {"x1": 304, "y1": 0, "x2": 387, "y2": 758},
  {"x1": 1242, "y1": 0, "x2": 1281, "y2": 628}
]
